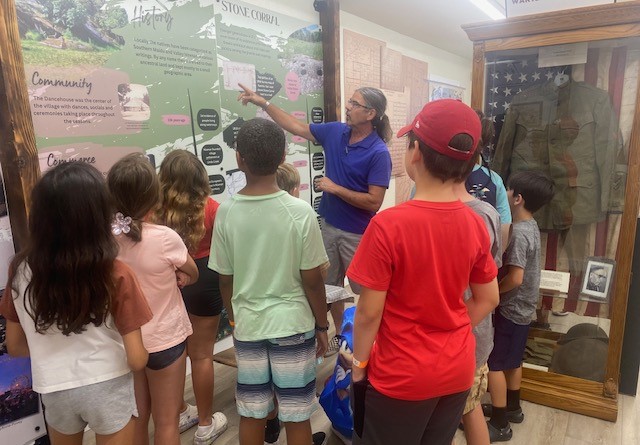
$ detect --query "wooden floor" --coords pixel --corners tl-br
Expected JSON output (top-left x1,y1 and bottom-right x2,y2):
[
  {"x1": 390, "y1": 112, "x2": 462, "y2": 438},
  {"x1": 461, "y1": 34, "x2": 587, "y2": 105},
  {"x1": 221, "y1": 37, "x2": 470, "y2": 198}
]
[{"x1": 79, "y1": 348, "x2": 640, "y2": 445}]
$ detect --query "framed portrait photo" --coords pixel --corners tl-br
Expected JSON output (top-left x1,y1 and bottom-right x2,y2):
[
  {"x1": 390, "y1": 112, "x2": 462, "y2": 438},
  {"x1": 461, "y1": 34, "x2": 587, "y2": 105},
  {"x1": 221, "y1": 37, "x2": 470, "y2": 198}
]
[{"x1": 580, "y1": 258, "x2": 615, "y2": 302}]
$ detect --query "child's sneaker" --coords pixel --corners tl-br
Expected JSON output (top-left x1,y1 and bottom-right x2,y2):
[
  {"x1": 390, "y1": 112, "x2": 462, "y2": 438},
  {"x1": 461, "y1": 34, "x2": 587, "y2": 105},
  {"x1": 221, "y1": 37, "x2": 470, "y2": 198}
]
[
  {"x1": 179, "y1": 403, "x2": 199, "y2": 433},
  {"x1": 264, "y1": 417, "x2": 281, "y2": 444},
  {"x1": 486, "y1": 421, "x2": 512, "y2": 442},
  {"x1": 193, "y1": 412, "x2": 228, "y2": 445},
  {"x1": 312, "y1": 431, "x2": 328, "y2": 445},
  {"x1": 324, "y1": 335, "x2": 341, "y2": 357}
]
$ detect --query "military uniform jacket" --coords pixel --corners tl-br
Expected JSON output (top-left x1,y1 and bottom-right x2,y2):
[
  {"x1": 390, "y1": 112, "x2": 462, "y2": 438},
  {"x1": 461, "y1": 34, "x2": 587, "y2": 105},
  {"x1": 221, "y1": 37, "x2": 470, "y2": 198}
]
[{"x1": 493, "y1": 80, "x2": 620, "y2": 230}]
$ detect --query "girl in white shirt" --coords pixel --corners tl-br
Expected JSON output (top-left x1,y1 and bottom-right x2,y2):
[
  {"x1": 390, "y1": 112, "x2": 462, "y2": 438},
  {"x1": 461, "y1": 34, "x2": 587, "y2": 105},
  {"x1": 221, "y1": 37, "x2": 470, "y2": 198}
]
[{"x1": 0, "y1": 162, "x2": 151, "y2": 445}]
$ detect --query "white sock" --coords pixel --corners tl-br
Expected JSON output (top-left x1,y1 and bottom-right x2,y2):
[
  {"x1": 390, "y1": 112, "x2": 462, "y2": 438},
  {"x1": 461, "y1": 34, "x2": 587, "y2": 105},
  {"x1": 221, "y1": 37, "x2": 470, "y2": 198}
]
[{"x1": 196, "y1": 420, "x2": 215, "y2": 435}]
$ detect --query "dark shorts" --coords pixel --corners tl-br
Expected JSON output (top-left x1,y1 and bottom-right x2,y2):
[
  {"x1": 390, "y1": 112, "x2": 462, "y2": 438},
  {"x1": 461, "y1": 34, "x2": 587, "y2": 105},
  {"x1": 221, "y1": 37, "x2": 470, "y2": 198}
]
[
  {"x1": 147, "y1": 341, "x2": 186, "y2": 371},
  {"x1": 181, "y1": 257, "x2": 223, "y2": 317},
  {"x1": 487, "y1": 310, "x2": 530, "y2": 371},
  {"x1": 350, "y1": 380, "x2": 468, "y2": 445}
]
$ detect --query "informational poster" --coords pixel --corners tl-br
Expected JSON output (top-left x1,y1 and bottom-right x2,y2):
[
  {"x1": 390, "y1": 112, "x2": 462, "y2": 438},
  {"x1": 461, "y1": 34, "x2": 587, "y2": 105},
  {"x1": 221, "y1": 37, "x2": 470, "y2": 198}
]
[
  {"x1": 17, "y1": 0, "x2": 322, "y2": 205},
  {"x1": 213, "y1": 0, "x2": 324, "y2": 204},
  {"x1": 18, "y1": 0, "x2": 219, "y2": 177}
]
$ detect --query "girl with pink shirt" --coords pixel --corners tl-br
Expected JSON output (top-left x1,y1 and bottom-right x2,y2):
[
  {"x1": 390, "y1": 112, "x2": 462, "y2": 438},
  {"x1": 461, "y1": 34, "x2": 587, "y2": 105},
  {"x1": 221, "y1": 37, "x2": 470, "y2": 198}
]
[{"x1": 107, "y1": 153, "x2": 199, "y2": 445}]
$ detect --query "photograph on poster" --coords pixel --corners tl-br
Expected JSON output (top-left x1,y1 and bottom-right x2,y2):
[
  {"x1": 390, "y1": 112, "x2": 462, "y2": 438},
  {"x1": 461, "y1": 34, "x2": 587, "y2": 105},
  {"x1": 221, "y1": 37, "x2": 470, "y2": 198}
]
[
  {"x1": 223, "y1": 61, "x2": 256, "y2": 92},
  {"x1": 580, "y1": 258, "x2": 615, "y2": 302},
  {"x1": 429, "y1": 81, "x2": 465, "y2": 102},
  {"x1": 118, "y1": 84, "x2": 150, "y2": 122}
]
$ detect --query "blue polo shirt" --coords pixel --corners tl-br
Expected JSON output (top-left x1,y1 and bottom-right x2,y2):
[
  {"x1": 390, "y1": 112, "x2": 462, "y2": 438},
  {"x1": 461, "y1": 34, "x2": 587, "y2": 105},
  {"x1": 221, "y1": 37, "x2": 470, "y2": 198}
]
[{"x1": 310, "y1": 122, "x2": 392, "y2": 234}]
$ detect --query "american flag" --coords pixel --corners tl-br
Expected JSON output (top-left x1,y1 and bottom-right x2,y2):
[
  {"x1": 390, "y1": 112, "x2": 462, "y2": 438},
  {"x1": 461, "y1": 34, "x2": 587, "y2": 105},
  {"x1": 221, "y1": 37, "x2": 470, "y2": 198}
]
[{"x1": 483, "y1": 54, "x2": 572, "y2": 162}]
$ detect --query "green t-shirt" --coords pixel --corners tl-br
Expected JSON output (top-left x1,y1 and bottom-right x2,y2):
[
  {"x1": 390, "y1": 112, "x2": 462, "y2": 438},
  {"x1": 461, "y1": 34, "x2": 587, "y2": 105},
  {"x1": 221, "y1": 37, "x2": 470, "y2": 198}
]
[{"x1": 209, "y1": 191, "x2": 328, "y2": 341}]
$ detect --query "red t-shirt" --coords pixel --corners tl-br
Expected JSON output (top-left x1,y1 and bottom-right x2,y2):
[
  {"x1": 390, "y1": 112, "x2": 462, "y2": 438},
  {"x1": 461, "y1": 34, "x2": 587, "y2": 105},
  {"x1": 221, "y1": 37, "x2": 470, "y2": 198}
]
[
  {"x1": 193, "y1": 197, "x2": 220, "y2": 259},
  {"x1": 347, "y1": 200, "x2": 497, "y2": 401}
]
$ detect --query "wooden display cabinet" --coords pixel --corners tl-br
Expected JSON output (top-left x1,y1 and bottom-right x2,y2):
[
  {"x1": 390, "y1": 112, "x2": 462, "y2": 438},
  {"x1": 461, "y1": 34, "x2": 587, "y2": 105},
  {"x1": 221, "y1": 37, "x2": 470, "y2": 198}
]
[{"x1": 463, "y1": 1, "x2": 640, "y2": 421}]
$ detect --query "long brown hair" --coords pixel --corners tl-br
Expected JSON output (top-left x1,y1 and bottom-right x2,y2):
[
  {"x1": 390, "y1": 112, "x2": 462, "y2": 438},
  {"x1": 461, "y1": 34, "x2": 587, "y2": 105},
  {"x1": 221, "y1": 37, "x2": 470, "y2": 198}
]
[
  {"x1": 107, "y1": 153, "x2": 159, "y2": 243},
  {"x1": 8, "y1": 163, "x2": 118, "y2": 335},
  {"x1": 155, "y1": 150, "x2": 210, "y2": 252}
]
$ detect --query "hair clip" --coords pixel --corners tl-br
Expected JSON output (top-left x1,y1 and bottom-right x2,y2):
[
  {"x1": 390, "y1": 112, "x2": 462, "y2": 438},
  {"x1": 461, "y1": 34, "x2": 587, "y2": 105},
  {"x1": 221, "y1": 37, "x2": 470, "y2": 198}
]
[{"x1": 111, "y1": 212, "x2": 132, "y2": 235}]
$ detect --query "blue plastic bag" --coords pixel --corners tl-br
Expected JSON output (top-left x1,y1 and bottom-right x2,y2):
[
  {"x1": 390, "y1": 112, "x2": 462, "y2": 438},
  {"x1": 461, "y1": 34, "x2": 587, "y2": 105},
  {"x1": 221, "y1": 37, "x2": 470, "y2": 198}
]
[{"x1": 319, "y1": 306, "x2": 355, "y2": 440}]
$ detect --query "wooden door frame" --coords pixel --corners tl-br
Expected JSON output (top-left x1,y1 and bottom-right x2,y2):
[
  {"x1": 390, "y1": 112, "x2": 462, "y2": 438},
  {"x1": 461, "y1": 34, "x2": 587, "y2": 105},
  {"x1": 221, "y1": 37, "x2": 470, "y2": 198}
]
[{"x1": 0, "y1": 0, "x2": 40, "y2": 252}]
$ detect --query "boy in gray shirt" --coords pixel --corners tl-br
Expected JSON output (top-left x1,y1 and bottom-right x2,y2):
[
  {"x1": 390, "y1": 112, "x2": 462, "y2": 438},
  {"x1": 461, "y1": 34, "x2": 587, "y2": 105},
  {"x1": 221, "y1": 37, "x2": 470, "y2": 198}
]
[
  {"x1": 485, "y1": 170, "x2": 554, "y2": 442},
  {"x1": 453, "y1": 176, "x2": 503, "y2": 445}
]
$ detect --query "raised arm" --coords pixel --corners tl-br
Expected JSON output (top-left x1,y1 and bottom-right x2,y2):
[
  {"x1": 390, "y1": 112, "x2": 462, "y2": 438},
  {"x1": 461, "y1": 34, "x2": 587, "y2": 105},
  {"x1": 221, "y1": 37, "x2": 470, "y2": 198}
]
[{"x1": 238, "y1": 83, "x2": 316, "y2": 143}]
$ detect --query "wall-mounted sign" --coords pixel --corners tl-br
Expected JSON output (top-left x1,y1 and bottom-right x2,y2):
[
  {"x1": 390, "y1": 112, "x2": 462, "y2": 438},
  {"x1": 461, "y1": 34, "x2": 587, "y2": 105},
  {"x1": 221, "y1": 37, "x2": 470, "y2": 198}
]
[{"x1": 506, "y1": 0, "x2": 614, "y2": 18}]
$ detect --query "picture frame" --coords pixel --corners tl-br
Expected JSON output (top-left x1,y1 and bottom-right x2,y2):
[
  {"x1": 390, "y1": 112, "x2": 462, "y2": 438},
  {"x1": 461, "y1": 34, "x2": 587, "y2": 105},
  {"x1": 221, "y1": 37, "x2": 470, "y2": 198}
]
[
  {"x1": 580, "y1": 257, "x2": 616, "y2": 302},
  {"x1": 428, "y1": 81, "x2": 465, "y2": 102}
]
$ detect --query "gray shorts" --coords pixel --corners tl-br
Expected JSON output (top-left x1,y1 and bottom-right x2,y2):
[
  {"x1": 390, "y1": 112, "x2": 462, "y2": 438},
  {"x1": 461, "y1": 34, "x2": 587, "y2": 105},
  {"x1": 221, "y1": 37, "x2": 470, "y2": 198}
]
[
  {"x1": 320, "y1": 219, "x2": 363, "y2": 294},
  {"x1": 41, "y1": 372, "x2": 137, "y2": 435}
]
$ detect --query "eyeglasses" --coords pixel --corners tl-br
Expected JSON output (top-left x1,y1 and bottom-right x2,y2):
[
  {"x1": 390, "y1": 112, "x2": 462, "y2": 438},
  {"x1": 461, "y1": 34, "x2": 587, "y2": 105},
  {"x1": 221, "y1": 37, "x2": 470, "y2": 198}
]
[{"x1": 347, "y1": 99, "x2": 372, "y2": 110}]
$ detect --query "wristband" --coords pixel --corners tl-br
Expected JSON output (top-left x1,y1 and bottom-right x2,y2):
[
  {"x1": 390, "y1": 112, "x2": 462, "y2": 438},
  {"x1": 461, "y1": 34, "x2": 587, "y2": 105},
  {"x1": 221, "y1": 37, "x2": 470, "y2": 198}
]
[
  {"x1": 314, "y1": 324, "x2": 329, "y2": 332},
  {"x1": 261, "y1": 101, "x2": 271, "y2": 110},
  {"x1": 352, "y1": 357, "x2": 368, "y2": 369},
  {"x1": 229, "y1": 320, "x2": 235, "y2": 327}
]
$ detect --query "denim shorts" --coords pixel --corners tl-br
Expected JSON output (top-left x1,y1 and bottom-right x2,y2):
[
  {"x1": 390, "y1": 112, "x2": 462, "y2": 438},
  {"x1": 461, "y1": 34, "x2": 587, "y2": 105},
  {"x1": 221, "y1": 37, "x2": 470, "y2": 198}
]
[
  {"x1": 487, "y1": 311, "x2": 530, "y2": 371},
  {"x1": 146, "y1": 340, "x2": 187, "y2": 370},
  {"x1": 234, "y1": 331, "x2": 317, "y2": 422}
]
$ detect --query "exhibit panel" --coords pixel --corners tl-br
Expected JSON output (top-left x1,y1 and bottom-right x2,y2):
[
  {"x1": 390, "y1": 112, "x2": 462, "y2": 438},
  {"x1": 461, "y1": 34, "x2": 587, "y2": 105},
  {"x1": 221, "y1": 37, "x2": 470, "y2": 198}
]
[{"x1": 464, "y1": 1, "x2": 640, "y2": 421}]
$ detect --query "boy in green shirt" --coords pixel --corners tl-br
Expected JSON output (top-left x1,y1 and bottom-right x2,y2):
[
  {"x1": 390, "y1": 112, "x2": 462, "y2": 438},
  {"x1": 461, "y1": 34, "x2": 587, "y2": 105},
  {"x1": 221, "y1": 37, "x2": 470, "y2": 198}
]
[{"x1": 209, "y1": 118, "x2": 329, "y2": 445}]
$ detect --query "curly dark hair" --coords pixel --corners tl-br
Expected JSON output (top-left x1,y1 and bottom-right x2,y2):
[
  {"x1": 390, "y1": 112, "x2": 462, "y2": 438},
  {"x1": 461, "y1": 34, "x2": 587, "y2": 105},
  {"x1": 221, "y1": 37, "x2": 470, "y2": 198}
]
[
  {"x1": 236, "y1": 118, "x2": 286, "y2": 176},
  {"x1": 8, "y1": 162, "x2": 118, "y2": 336}
]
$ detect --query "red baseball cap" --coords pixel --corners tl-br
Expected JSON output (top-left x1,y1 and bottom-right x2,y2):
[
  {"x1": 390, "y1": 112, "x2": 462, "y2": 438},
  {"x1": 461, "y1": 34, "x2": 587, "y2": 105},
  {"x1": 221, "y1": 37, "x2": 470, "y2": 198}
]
[{"x1": 397, "y1": 99, "x2": 481, "y2": 160}]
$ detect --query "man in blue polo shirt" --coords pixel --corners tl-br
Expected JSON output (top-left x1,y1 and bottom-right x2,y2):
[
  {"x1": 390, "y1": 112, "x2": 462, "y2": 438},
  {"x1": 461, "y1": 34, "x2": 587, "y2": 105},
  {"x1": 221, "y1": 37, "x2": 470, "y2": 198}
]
[{"x1": 238, "y1": 84, "x2": 392, "y2": 354}]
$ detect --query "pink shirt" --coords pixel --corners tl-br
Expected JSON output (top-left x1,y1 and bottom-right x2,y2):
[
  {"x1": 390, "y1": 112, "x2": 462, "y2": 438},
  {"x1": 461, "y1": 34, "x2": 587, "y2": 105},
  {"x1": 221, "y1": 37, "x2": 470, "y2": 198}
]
[{"x1": 116, "y1": 223, "x2": 193, "y2": 353}]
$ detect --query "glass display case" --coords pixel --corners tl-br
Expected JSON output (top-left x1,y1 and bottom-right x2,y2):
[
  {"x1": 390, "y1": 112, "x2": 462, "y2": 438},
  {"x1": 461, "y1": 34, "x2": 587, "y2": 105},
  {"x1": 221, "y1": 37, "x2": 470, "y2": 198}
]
[{"x1": 464, "y1": 1, "x2": 640, "y2": 421}]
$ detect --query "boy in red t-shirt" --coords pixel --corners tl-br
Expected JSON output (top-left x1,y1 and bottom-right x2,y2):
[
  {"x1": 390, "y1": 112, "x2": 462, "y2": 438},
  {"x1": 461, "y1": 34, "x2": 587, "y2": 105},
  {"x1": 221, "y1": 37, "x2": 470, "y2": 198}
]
[{"x1": 347, "y1": 99, "x2": 500, "y2": 445}]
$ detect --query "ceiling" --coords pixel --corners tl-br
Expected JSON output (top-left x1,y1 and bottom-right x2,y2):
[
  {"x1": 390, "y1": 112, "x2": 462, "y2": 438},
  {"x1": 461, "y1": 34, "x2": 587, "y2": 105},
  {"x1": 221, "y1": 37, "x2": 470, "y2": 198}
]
[{"x1": 340, "y1": 0, "x2": 500, "y2": 59}]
